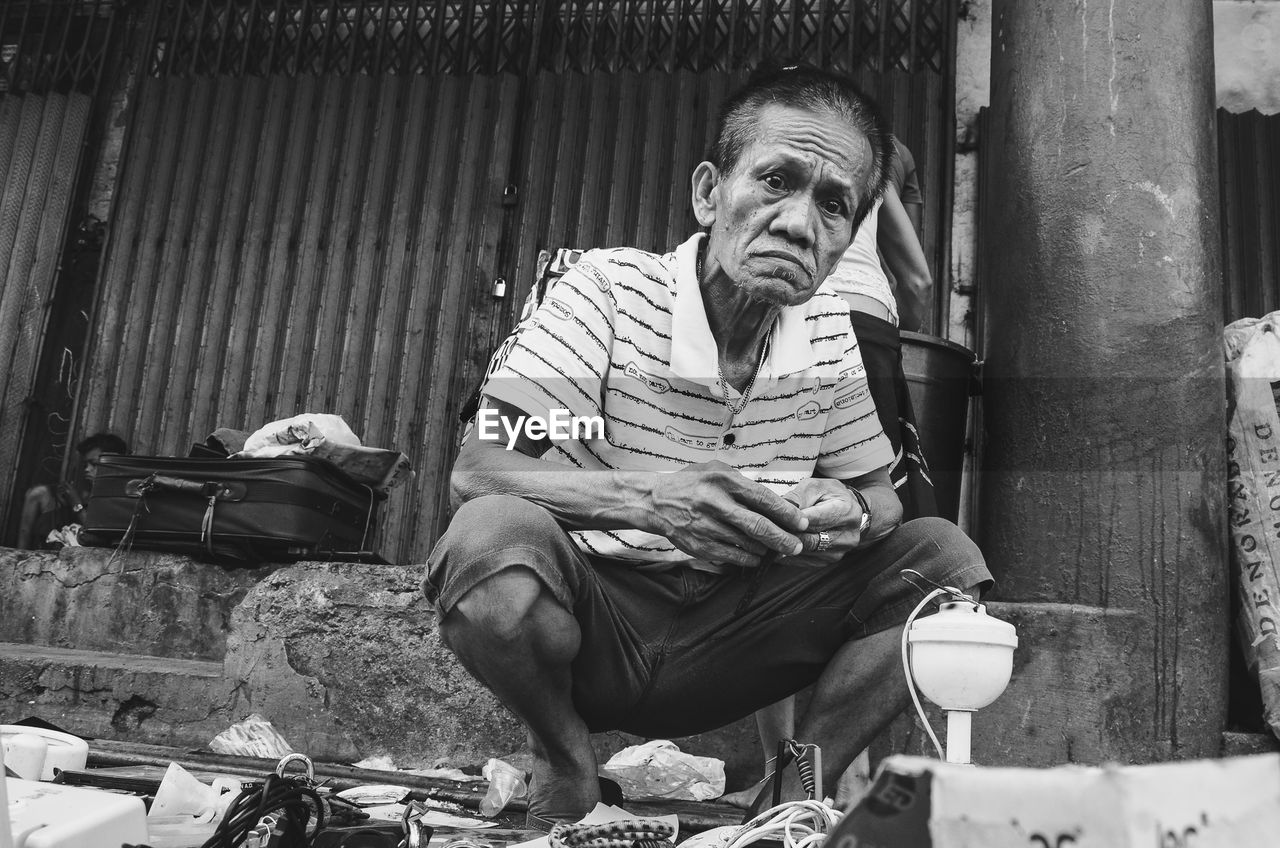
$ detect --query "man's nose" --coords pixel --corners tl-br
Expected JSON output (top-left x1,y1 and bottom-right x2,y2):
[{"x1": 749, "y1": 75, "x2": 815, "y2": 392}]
[{"x1": 772, "y1": 195, "x2": 817, "y2": 244}]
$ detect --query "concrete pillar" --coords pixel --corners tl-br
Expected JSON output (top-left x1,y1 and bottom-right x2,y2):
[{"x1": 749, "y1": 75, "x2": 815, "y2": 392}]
[{"x1": 977, "y1": 0, "x2": 1227, "y2": 763}]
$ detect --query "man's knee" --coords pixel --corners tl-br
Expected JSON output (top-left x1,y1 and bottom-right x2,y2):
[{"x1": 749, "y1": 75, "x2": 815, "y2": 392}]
[
  {"x1": 425, "y1": 494, "x2": 579, "y2": 631},
  {"x1": 445, "y1": 494, "x2": 563, "y2": 556},
  {"x1": 441, "y1": 566, "x2": 581, "y2": 669},
  {"x1": 448, "y1": 566, "x2": 545, "y2": 639},
  {"x1": 897, "y1": 517, "x2": 981, "y2": 560},
  {"x1": 888, "y1": 516, "x2": 991, "y2": 595}
]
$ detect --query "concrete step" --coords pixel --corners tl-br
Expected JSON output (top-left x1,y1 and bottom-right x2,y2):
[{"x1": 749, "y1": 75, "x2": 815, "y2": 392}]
[
  {"x1": 0, "y1": 641, "x2": 236, "y2": 749},
  {"x1": 0, "y1": 547, "x2": 274, "y2": 661},
  {"x1": 1222, "y1": 730, "x2": 1280, "y2": 756}
]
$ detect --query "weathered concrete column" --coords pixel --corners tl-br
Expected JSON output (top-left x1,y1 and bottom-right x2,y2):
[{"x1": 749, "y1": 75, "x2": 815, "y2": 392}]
[{"x1": 977, "y1": 0, "x2": 1227, "y2": 763}]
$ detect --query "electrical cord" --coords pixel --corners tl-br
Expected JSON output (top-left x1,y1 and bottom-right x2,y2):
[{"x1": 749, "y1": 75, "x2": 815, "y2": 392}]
[
  {"x1": 899, "y1": 572, "x2": 979, "y2": 762},
  {"x1": 200, "y1": 773, "x2": 327, "y2": 848},
  {"x1": 723, "y1": 800, "x2": 842, "y2": 848}
]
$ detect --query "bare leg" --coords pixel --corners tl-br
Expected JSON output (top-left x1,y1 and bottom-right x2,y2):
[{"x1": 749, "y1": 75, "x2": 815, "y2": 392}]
[
  {"x1": 440, "y1": 566, "x2": 600, "y2": 820},
  {"x1": 721, "y1": 697, "x2": 795, "y2": 808},
  {"x1": 754, "y1": 697, "x2": 796, "y2": 765},
  {"x1": 770, "y1": 585, "x2": 983, "y2": 802}
]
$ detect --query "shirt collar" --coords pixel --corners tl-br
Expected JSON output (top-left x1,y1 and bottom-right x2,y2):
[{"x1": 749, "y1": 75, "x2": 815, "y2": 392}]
[{"x1": 669, "y1": 233, "x2": 816, "y2": 388}]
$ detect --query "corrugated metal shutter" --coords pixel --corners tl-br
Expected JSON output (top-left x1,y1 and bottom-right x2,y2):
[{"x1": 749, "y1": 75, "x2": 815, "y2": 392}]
[
  {"x1": 75, "y1": 0, "x2": 956, "y2": 564},
  {"x1": 81, "y1": 74, "x2": 521, "y2": 562},
  {"x1": 0, "y1": 91, "x2": 92, "y2": 513},
  {"x1": 1220, "y1": 109, "x2": 1280, "y2": 324}
]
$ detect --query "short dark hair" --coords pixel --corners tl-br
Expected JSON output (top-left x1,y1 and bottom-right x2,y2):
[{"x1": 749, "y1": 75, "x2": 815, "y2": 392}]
[
  {"x1": 77, "y1": 432, "x2": 128, "y2": 456},
  {"x1": 710, "y1": 64, "x2": 894, "y2": 229}
]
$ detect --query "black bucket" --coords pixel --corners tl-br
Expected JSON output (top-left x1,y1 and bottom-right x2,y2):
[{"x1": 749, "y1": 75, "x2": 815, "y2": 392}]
[{"x1": 899, "y1": 331, "x2": 978, "y2": 524}]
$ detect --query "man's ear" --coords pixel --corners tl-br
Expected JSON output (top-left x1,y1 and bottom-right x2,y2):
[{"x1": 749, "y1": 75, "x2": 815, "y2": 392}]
[{"x1": 691, "y1": 161, "x2": 720, "y2": 227}]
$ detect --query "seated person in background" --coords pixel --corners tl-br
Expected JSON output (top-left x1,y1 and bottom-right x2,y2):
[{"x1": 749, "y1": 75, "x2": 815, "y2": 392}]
[
  {"x1": 17, "y1": 432, "x2": 128, "y2": 549},
  {"x1": 890, "y1": 136, "x2": 924, "y2": 236},
  {"x1": 423, "y1": 66, "x2": 991, "y2": 826},
  {"x1": 824, "y1": 135, "x2": 938, "y2": 520}
]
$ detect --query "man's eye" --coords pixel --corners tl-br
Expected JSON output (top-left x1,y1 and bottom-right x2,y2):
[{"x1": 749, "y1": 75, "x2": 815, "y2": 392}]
[
  {"x1": 820, "y1": 199, "x2": 847, "y2": 216},
  {"x1": 763, "y1": 173, "x2": 786, "y2": 190}
]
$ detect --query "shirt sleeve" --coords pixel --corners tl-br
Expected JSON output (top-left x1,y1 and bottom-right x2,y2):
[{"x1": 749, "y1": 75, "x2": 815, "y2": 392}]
[
  {"x1": 814, "y1": 325, "x2": 894, "y2": 480},
  {"x1": 480, "y1": 255, "x2": 616, "y2": 424}
]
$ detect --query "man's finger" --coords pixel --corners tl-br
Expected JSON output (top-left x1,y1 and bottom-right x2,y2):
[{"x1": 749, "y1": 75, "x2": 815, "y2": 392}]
[
  {"x1": 722, "y1": 505, "x2": 804, "y2": 555},
  {"x1": 800, "y1": 497, "x2": 854, "y2": 530},
  {"x1": 729, "y1": 479, "x2": 809, "y2": 532},
  {"x1": 798, "y1": 529, "x2": 855, "y2": 553}
]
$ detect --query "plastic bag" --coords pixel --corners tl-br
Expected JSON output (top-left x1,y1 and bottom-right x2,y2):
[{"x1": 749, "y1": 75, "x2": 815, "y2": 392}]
[
  {"x1": 478, "y1": 757, "x2": 527, "y2": 816},
  {"x1": 1226, "y1": 312, "x2": 1280, "y2": 739},
  {"x1": 208, "y1": 714, "x2": 294, "y2": 759},
  {"x1": 600, "y1": 740, "x2": 725, "y2": 801},
  {"x1": 235, "y1": 413, "x2": 412, "y2": 490},
  {"x1": 238, "y1": 413, "x2": 361, "y2": 458}
]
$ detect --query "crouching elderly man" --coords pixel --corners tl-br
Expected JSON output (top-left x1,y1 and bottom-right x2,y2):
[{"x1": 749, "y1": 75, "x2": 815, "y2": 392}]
[{"x1": 422, "y1": 67, "x2": 992, "y2": 826}]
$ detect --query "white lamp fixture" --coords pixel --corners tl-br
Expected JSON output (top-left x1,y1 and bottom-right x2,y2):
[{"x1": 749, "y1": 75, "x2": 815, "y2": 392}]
[{"x1": 904, "y1": 594, "x2": 1018, "y2": 764}]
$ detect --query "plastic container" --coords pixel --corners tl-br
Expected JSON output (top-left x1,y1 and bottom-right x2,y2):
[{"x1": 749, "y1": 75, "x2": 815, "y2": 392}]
[
  {"x1": 907, "y1": 601, "x2": 1018, "y2": 712},
  {"x1": 900, "y1": 331, "x2": 978, "y2": 524},
  {"x1": 0, "y1": 725, "x2": 89, "y2": 780},
  {"x1": 146, "y1": 815, "x2": 220, "y2": 848}
]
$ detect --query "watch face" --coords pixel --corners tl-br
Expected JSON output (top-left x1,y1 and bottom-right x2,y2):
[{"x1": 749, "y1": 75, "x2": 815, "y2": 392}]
[{"x1": 859, "y1": 511, "x2": 871, "y2": 532}]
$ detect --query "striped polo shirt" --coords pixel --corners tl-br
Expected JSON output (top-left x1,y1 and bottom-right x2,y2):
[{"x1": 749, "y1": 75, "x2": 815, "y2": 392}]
[{"x1": 481, "y1": 232, "x2": 893, "y2": 566}]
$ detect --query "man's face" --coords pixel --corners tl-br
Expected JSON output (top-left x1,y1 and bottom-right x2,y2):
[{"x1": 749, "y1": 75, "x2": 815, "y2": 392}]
[{"x1": 696, "y1": 103, "x2": 873, "y2": 306}]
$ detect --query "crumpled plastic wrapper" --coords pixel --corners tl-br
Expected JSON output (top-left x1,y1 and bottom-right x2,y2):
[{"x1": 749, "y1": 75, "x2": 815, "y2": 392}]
[
  {"x1": 239, "y1": 413, "x2": 360, "y2": 458},
  {"x1": 149, "y1": 762, "x2": 241, "y2": 822},
  {"x1": 45, "y1": 523, "x2": 82, "y2": 548},
  {"x1": 234, "y1": 413, "x2": 412, "y2": 491},
  {"x1": 599, "y1": 740, "x2": 725, "y2": 801},
  {"x1": 208, "y1": 714, "x2": 294, "y2": 759}
]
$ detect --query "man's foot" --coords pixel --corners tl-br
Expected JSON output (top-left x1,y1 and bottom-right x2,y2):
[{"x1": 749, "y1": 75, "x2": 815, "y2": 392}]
[
  {"x1": 719, "y1": 786, "x2": 762, "y2": 809},
  {"x1": 525, "y1": 777, "x2": 624, "y2": 831},
  {"x1": 734, "y1": 768, "x2": 811, "y2": 822},
  {"x1": 526, "y1": 751, "x2": 601, "y2": 825}
]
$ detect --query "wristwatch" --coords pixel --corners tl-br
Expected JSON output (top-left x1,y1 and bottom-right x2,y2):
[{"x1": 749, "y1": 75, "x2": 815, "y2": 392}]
[{"x1": 850, "y1": 487, "x2": 872, "y2": 534}]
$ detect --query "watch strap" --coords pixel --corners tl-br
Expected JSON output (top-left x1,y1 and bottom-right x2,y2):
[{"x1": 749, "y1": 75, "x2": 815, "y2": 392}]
[{"x1": 850, "y1": 486, "x2": 872, "y2": 532}]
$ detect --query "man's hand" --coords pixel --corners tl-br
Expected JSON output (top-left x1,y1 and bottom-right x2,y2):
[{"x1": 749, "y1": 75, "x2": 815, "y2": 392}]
[
  {"x1": 780, "y1": 478, "x2": 863, "y2": 566},
  {"x1": 780, "y1": 468, "x2": 901, "y2": 567},
  {"x1": 640, "y1": 461, "x2": 808, "y2": 567}
]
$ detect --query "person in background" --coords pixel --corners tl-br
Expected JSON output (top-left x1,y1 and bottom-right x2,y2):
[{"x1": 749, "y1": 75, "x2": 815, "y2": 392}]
[
  {"x1": 824, "y1": 135, "x2": 938, "y2": 519},
  {"x1": 890, "y1": 136, "x2": 924, "y2": 237},
  {"x1": 16, "y1": 432, "x2": 128, "y2": 549}
]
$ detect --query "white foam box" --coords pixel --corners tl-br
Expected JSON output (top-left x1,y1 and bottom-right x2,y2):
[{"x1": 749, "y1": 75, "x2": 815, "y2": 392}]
[{"x1": 6, "y1": 779, "x2": 148, "y2": 848}]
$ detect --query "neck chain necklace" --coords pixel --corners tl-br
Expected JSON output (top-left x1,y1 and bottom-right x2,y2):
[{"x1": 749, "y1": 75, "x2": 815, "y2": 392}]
[
  {"x1": 700, "y1": 245, "x2": 770, "y2": 418},
  {"x1": 718, "y1": 337, "x2": 769, "y2": 417}
]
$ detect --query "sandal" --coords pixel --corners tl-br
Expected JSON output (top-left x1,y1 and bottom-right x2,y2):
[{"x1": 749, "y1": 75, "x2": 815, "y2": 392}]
[{"x1": 524, "y1": 777, "x2": 625, "y2": 831}]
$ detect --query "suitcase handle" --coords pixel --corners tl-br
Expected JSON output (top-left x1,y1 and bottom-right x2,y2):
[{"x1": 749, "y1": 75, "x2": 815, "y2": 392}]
[
  {"x1": 127, "y1": 474, "x2": 247, "y2": 558},
  {"x1": 125, "y1": 475, "x2": 247, "y2": 501}
]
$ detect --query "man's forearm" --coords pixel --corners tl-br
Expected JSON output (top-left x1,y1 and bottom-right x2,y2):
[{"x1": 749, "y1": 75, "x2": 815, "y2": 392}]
[
  {"x1": 453, "y1": 399, "x2": 809, "y2": 566},
  {"x1": 451, "y1": 443, "x2": 656, "y2": 532}
]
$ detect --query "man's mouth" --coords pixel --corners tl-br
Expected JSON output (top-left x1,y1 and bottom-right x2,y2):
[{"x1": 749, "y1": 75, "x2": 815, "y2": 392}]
[{"x1": 755, "y1": 251, "x2": 812, "y2": 281}]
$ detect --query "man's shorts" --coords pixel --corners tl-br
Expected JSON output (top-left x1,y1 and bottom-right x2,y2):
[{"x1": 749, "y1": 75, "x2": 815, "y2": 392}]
[{"x1": 423, "y1": 494, "x2": 992, "y2": 739}]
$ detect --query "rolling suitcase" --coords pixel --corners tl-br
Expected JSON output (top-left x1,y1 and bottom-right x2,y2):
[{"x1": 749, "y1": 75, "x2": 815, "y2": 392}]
[{"x1": 81, "y1": 454, "x2": 383, "y2": 563}]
